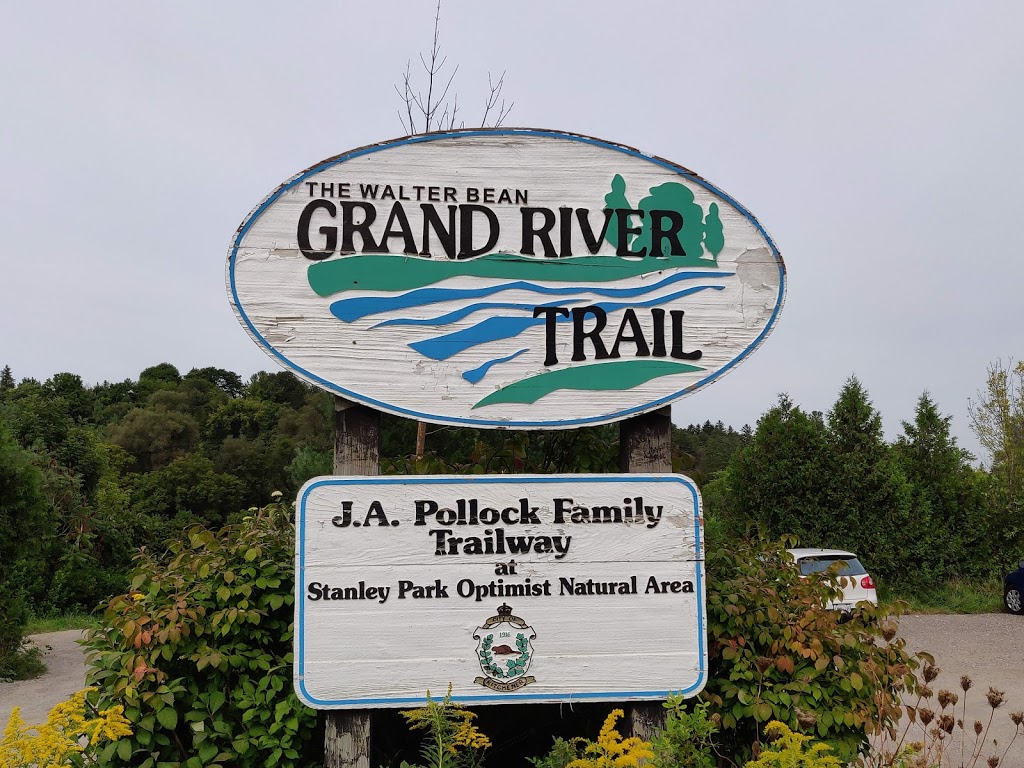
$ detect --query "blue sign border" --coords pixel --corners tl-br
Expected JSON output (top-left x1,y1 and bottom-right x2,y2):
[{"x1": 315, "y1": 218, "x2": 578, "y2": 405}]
[
  {"x1": 228, "y1": 128, "x2": 786, "y2": 428},
  {"x1": 294, "y1": 473, "x2": 706, "y2": 708}
]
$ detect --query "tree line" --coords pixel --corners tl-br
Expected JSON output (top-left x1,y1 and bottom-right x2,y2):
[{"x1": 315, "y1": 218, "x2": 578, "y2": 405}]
[{"x1": 1, "y1": 359, "x2": 1020, "y2": 671}]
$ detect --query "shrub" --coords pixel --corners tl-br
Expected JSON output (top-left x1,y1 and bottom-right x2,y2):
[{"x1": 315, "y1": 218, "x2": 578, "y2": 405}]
[
  {"x1": 83, "y1": 501, "x2": 317, "y2": 768},
  {"x1": 703, "y1": 536, "x2": 922, "y2": 763},
  {"x1": 650, "y1": 696, "x2": 718, "y2": 768}
]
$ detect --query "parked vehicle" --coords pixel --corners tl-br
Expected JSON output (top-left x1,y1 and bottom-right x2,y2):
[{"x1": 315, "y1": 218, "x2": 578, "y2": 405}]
[
  {"x1": 1006, "y1": 560, "x2": 1024, "y2": 615},
  {"x1": 786, "y1": 548, "x2": 878, "y2": 612}
]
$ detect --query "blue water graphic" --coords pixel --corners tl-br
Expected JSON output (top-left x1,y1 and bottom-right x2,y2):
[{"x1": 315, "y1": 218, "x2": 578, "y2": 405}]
[
  {"x1": 372, "y1": 299, "x2": 584, "y2": 329},
  {"x1": 462, "y1": 349, "x2": 529, "y2": 384},
  {"x1": 411, "y1": 284, "x2": 724, "y2": 361},
  {"x1": 329, "y1": 270, "x2": 733, "y2": 322}
]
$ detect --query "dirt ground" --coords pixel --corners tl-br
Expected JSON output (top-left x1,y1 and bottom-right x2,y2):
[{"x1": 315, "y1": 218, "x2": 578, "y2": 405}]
[
  {"x1": 894, "y1": 614, "x2": 1024, "y2": 764},
  {"x1": 0, "y1": 630, "x2": 89, "y2": 727}
]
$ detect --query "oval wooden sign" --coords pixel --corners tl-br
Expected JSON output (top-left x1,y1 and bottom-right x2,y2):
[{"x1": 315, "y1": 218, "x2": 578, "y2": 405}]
[{"x1": 227, "y1": 129, "x2": 785, "y2": 428}]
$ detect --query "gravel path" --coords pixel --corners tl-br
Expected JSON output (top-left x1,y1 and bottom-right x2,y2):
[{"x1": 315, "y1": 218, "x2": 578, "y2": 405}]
[
  {"x1": 895, "y1": 614, "x2": 1024, "y2": 764},
  {"x1": 0, "y1": 630, "x2": 89, "y2": 727}
]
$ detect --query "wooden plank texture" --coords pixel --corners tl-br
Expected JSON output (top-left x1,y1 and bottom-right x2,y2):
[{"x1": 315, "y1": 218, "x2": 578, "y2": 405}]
[
  {"x1": 228, "y1": 130, "x2": 785, "y2": 429},
  {"x1": 295, "y1": 474, "x2": 706, "y2": 709},
  {"x1": 324, "y1": 397, "x2": 379, "y2": 768}
]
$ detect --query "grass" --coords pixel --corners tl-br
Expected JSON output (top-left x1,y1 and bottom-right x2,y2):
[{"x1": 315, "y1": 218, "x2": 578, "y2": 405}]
[
  {"x1": 24, "y1": 613, "x2": 99, "y2": 635},
  {"x1": 0, "y1": 642, "x2": 47, "y2": 682},
  {"x1": 879, "y1": 577, "x2": 1004, "y2": 614}
]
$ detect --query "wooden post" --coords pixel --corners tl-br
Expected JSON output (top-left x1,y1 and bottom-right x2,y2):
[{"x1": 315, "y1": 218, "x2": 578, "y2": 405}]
[
  {"x1": 324, "y1": 396, "x2": 380, "y2": 768},
  {"x1": 619, "y1": 405, "x2": 672, "y2": 741}
]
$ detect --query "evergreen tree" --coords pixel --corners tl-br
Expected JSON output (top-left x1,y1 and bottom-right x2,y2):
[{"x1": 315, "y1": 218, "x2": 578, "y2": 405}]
[
  {"x1": 895, "y1": 392, "x2": 991, "y2": 579},
  {"x1": 716, "y1": 394, "x2": 839, "y2": 545},
  {"x1": 827, "y1": 377, "x2": 915, "y2": 583},
  {"x1": 0, "y1": 365, "x2": 13, "y2": 393}
]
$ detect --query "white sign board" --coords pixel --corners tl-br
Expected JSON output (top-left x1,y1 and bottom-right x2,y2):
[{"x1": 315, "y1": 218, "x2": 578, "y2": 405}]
[
  {"x1": 295, "y1": 474, "x2": 706, "y2": 708},
  {"x1": 229, "y1": 129, "x2": 785, "y2": 428}
]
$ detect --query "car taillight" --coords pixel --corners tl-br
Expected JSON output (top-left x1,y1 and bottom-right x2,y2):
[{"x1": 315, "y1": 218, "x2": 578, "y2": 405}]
[{"x1": 861, "y1": 576, "x2": 875, "y2": 589}]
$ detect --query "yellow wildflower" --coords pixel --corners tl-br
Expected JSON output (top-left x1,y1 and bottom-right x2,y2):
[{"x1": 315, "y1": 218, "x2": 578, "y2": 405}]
[
  {"x1": 0, "y1": 688, "x2": 132, "y2": 768},
  {"x1": 567, "y1": 710, "x2": 654, "y2": 768}
]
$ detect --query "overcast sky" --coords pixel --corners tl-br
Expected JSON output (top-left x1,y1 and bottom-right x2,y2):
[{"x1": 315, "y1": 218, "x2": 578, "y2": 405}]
[{"x1": 2, "y1": 1, "x2": 1021, "y2": 460}]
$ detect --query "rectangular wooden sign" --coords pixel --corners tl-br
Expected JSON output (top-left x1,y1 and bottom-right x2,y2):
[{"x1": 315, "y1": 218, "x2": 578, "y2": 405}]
[{"x1": 294, "y1": 474, "x2": 706, "y2": 708}]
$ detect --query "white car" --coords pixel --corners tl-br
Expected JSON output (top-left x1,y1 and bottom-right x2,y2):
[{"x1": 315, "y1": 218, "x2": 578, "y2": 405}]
[{"x1": 786, "y1": 548, "x2": 878, "y2": 612}]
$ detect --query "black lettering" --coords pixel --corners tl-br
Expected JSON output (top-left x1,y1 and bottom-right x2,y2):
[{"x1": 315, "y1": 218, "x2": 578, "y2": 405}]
[
  {"x1": 459, "y1": 205, "x2": 499, "y2": 258},
  {"x1": 331, "y1": 500, "x2": 353, "y2": 527},
  {"x1": 415, "y1": 500, "x2": 437, "y2": 525},
  {"x1": 670, "y1": 310, "x2": 702, "y2": 360},
  {"x1": 363, "y1": 500, "x2": 391, "y2": 527},
  {"x1": 420, "y1": 204, "x2": 457, "y2": 259},
  {"x1": 576, "y1": 208, "x2": 615, "y2": 254},
  {"x1": 379, "y1": 202, "x2": 417, "y2": 255},
  {"x1": 572, "y1": 306, "x2": 609, "y2": 361},
  {"x1": 559, "y1": 207, "x2": 573, "y2": 257},
  {"x1": 615, "y1": 209, "x2": 646, "y2": 257},
  {"x1": 651, "y1": 308, "x2": 667, "y2": 357},
  {"x1": 533, "y1": 307, "x2": 569, "y2": 366},
  {"x1": 609, "y1": 309, "x2": 651, "y2": 358},
  {"x1": 520, "y1": 207, "x2": 557, "y2": 257},
  {"x1": 650, "y1": 210, "x2": 686, "y2": 257},
  {"x1": 297, "y1": 199, "x2": 337, "y2": 261},
  {"x1": 338, "y1": 202, "x2": 379, "y2": 253}
]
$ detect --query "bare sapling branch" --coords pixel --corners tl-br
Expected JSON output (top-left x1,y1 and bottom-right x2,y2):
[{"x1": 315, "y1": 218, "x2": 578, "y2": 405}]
[
  {"x1": 481, "y1": 70, "x2": 514, "y2": 128},
  {"x1": 394, "y1": 0, "x2": 513, "y2": 136}
]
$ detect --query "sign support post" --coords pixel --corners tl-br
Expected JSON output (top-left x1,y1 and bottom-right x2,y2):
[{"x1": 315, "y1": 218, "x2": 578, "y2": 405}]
[
  {"x1": 619, "y1": 405, "x2": 672, "y2": 740},
  {"x1": 324, "y1": 396, "x2": 378, "y2": 768}
]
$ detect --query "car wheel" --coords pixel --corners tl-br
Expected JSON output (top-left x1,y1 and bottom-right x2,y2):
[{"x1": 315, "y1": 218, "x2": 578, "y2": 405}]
[{"x1": 1006, "y1": 585, "x2": 1024, "y2": 615}]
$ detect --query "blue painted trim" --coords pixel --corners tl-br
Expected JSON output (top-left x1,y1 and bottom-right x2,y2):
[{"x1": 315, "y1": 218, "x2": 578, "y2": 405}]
[
  {"x1": 294, "y1": 474, "x2": 707, "y2": 708},
  {"x1": 229, "y1": 129, "x2": 786, "y2": 428}
]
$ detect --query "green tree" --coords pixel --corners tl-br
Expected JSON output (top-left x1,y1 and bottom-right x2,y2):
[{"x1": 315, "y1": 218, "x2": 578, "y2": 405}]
[
  {"x1": 825, "y1": 377, "x2": 915, "y2": 583},
  {"x1": 130, "y1": 453, "x2": 246, "y2": 528},
  {"x1": 185, "y1": 366, "x2": 245, "y2": 398},
  {"x1": 0, "y1": 365, "x2": 15, "y2": 394},
  {"x1": 968, "y1": 358, "x2": 1024, "y2": 564},
  {"x1": 45, "y1": 372, "x2": 97, "y2": 423},
  {"x1": 203, "y1": 398, "x2": 278, "y2": 444},
  {"x1": 108, "y1": 407, "x2": 200, "y2": 472},
  {"x1": 894, "y1": 392, "x2": 990, "y2": 580},
  {"x1": 246, "y1": 371, "x2": 309, "y2": 410},
  {"x1": 0, "y1": 422, "x2": 49, "y2": 666},
  {"x1": 137, "y1": 363, "x2": 182, "y2": 401},
  {"x1": 712, "y1": 394, "x2": 838, "y2": 545}
]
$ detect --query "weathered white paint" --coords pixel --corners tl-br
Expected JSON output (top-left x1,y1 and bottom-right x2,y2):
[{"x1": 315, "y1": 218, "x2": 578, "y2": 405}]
[
  {"x1": 228, "y1": 129, "x2": 785, "y2": 428},
  {"x1": 294, "y1": 474, "x2": 706, "y2": 709}
]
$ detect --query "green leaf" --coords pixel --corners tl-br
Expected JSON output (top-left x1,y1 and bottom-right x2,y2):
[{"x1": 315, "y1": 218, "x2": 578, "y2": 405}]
[
  {"x1": 117, "y1": 738, "x2": 133, "y2": 761},
  {"x1": 198, "y1": 741, "x2": 219, "y2": 762},
  {"x1": 156, "y1": 706, "x2": 179, "y2": 730}
]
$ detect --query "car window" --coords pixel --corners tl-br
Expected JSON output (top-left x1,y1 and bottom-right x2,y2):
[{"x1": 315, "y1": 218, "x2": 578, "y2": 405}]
[{"x1": 798, "y1": 556, "x2": 867, "y2": 577}]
